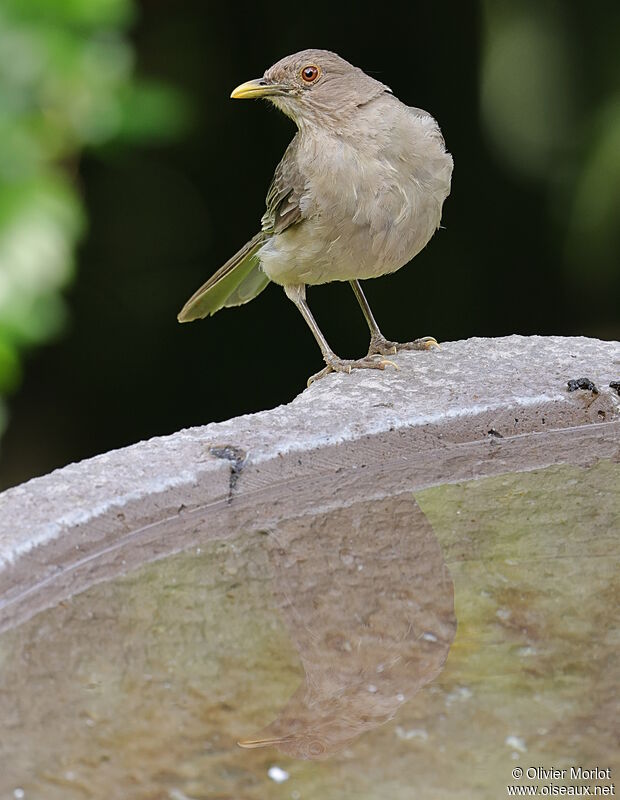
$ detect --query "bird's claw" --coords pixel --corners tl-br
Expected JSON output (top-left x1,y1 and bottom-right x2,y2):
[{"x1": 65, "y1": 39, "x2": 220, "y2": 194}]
[
  {"x1": 405, "y1": 336, "x2": 441, "y2": 351},
  {"x1": 367, "y1": 335, "x2": 440, "y2": 356},
  {"x1": 307, "y1": 354, "x2": 398, "y2": 386}
]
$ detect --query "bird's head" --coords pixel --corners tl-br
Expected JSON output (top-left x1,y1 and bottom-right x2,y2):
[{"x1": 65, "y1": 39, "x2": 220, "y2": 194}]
[{"x1": 230, "y1": 49, "x2": 390, "y2": 130}]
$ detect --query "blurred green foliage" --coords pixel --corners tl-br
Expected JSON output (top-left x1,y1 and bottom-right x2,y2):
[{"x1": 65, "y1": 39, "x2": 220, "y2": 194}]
[{"x1": 0, "y1": 0, "x2": 188, "y2": 435}]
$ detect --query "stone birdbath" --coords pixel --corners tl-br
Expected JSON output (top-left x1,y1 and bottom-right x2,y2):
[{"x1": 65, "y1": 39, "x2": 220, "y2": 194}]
[{"x1": 0, "y1": 335, "x2": 618, "y2": 799}]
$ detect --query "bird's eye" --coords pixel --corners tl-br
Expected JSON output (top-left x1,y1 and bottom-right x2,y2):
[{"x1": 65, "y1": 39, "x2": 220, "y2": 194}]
[{"x1": 301, "y1": 65, "x2": 320, "y2": 83}]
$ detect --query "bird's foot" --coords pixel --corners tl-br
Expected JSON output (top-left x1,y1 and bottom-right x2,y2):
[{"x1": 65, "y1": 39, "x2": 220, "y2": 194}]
[
  {"x1": 307, "y1": 354, "x2": 398, "y2": 386},
  {"x1": 367, "y1": 334, "x2": 440, "y2": 357}
]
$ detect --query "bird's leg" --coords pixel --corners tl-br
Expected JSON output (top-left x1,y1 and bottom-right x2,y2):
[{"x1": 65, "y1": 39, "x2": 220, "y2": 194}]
[
  {"x1": 284, "y1": 284, "x2": 397, "y2": 385},
  {"x1": 349, "y1": 279, "x2": 440, "y2": 356}
]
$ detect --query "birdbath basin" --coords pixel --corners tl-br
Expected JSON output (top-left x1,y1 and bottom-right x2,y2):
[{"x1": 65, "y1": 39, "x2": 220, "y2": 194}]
[{"x1": 0, "y1": 336, "x2": 618, "y2": 799}]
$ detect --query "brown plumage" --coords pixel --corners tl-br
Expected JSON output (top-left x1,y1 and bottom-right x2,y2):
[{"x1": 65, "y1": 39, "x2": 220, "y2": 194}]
[{"x1": 178, "y1": 50, "x2": 453, "y2": 384}]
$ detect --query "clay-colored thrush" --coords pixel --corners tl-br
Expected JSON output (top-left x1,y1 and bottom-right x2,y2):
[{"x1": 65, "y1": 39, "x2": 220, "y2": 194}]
[{"x1": 178, "y1": 49, "x2": 453, "y2": 383}]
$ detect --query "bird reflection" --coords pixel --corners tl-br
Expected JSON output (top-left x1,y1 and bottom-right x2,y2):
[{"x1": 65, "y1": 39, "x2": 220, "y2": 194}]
[{"x1": 238, "y1": 495, "x2": 456, "y2": 759}]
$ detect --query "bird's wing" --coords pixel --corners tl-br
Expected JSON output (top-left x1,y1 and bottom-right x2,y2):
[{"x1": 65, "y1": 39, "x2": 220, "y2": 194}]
[
  {"x1": 262, "y1": 135, "x2": 305, "y2": 235},
  {"x1": 178, "y1": 138, "x2": 305, "y2": 322},
  {"x1": 177, "y1": 232, "x2": 267, "y2": 321}
]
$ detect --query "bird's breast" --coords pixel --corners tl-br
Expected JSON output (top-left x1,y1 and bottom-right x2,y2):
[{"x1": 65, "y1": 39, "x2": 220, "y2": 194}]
[{"x1": 260, "y1": 115, "x2": 453, "y2": 287}]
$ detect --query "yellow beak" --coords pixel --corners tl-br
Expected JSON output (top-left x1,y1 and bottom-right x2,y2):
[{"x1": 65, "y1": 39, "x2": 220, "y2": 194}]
[{"x1": 230, "y1": 78, "x2": 288, "y2": 100}]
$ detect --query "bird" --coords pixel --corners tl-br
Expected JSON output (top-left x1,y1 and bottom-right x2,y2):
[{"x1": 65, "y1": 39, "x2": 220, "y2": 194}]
[{"x1": 177, "y1": 49, "x2": 453, "y2": 384}]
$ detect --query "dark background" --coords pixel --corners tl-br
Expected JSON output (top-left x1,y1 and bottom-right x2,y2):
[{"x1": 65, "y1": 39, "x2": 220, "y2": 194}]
[{"x1": 1, "y1": 0, "x2": 618, "y2": 488}]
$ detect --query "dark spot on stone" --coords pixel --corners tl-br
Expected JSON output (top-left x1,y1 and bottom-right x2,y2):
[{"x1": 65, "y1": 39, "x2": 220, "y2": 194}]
[
  {"x1": 610, "y1": 381, "x2": 620, "y2": 396},
  {"x1": 487, "y1": 429, "x2": 503, "y2": 438},
  {"x1": 210, "y1": 445, "x2": 246, "y2": 463},
  {"x1": 567, "y1": 378, "x2": 598, "y2": 393},
  {"x1": 210, "y1": 445, "x2": 247, "y2": 502},
  {"x1": 597, "y1": 410, "x2": 606, "y2": 419}
]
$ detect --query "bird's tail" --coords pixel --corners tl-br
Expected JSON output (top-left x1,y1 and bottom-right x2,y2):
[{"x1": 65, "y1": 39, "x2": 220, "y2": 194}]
[{"x1": 177, "y1": 232, "x2": 270, "y2": 322}]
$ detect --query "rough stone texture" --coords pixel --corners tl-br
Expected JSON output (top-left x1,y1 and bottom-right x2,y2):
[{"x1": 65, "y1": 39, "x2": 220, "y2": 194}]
[{"x1": 0, "y1": 335, "x2": 619, "y2": 799}]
